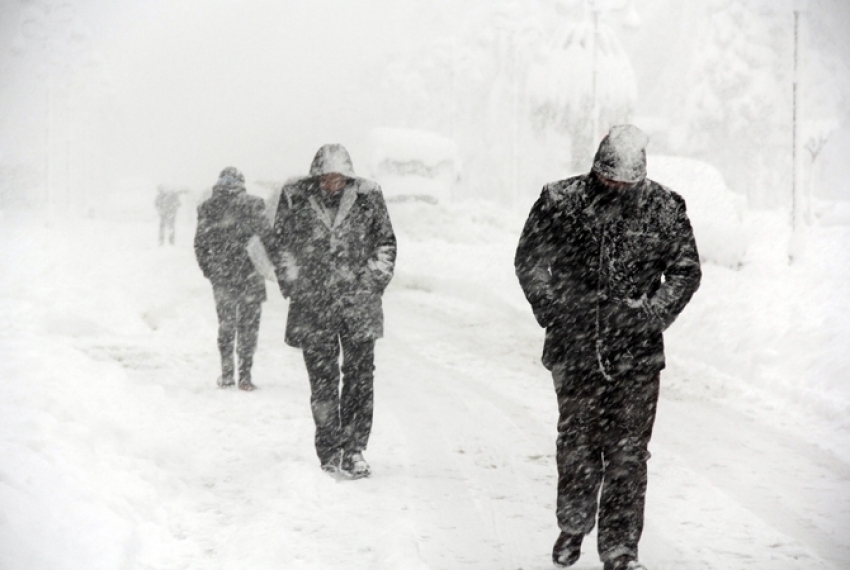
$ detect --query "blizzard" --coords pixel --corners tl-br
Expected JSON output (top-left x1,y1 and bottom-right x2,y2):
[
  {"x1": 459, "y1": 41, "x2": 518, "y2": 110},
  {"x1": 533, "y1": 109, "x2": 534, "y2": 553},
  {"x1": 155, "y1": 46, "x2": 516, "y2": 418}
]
[{"x1": 1, "y1": 176, "x2": 848, "y2": 570}]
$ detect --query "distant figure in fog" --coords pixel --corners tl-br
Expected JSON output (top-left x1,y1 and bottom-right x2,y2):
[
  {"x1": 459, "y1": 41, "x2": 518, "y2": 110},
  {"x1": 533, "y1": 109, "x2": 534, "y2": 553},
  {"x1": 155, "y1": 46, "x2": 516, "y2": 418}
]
[
  {"x1": 515, "y1": 125, "x2": 701, "y2": 570},
  {"x1": 155, "y1": 185, "x2": 182, "y2": 245},
  {"x1": 268, "y1": 144, "x2": 396, "y2": 479},
  {"x1": 194, "y1": 167, "x2": 270, "y2": 391}
]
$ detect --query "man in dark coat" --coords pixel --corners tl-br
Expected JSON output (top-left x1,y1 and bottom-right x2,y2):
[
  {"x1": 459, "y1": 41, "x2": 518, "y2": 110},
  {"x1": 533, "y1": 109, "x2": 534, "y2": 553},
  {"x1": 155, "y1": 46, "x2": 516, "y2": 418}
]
[
  {"x1": 194, "y1": 167, "x2": 269, "y2": 391},
  {"x1": 155, "y1": 185, "x2": 182, "y2": 245},
  {"x1": 515, "y1": 125, "x2": 701, "y2": 570},
  {"x1": 268, "y1": 144, "x2": 396, "y2": 479}
]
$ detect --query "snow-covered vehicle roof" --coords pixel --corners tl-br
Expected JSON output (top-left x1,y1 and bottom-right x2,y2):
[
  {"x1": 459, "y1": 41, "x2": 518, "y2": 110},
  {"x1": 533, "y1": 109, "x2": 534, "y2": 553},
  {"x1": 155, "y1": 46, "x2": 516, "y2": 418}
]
[
  {"x1": 368, "y1": 128, "x2": 460, "y2": 204},
  {"x1": 368, "y1": 128, "x2": 458, "y2": 168}
]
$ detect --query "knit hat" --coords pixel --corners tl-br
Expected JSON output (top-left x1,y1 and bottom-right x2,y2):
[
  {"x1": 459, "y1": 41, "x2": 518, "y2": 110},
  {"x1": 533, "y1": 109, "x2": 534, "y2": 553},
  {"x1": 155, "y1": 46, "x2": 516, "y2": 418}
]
[{"x1": 592, "y1": 124, "x2": 649, "y2": 183}]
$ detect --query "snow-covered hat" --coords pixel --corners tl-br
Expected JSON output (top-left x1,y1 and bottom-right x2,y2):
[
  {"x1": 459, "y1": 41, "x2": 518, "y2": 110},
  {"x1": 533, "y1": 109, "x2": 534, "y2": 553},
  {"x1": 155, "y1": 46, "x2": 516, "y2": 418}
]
[
  {"x1": 215, "y1": 166, "x2": 246, "y2": 194},
  {"x1": 309, "y1": 144, "x2": 356, "y2": 178},
  {"x1": 592, "y1": 124, "x2": 649, "y2": 183}
]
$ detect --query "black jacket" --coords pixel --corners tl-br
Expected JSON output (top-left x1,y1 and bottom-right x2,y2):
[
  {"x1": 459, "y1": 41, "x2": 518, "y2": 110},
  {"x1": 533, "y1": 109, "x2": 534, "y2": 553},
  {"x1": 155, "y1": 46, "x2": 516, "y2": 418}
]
[
  {"x1": 194, "y1": 187, "x2": 268, "y2": 303},
  {"x1": 515, "y1": 174, "x2": 701, "y2": 376},
  {"x1": 268, "y1": 146, "x2": 396, "y2": 348}
]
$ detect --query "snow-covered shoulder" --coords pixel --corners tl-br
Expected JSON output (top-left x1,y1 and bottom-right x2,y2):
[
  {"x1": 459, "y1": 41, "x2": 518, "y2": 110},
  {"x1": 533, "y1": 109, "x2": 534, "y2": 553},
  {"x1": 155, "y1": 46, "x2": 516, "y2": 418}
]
[
  {"x1": 352, "y1": 177, "x2": 382, "y2": 195},
  {"x1": 647, "y1": 155, "x2": 747, "y2": 269},
  {"x1": 542, "y1": 174, "x2": 585, "y2": 201}
]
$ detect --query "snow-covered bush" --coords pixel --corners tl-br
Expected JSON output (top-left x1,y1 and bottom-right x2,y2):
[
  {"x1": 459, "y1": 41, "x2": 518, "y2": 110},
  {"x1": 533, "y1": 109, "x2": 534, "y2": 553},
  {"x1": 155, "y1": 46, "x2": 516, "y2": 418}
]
[
  {"x1": 811, "y1": 197, "x2": 850, "y2": 227},
  {"x1": 648, "y1": 155, "x2": 747, "y2": 268}
]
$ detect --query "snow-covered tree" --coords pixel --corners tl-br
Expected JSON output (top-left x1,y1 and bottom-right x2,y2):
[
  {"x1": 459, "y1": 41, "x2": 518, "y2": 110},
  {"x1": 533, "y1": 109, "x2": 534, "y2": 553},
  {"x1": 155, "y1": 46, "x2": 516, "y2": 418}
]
[
  {"x1": 376, "y1": 0, "x2": 551, "y2": 205},
  {"x1": 674, "y1": 0, "x2": 793, "y2": 209},
  {"x1": 527, "y1": 14, "x2": 637, "y2": 173}
]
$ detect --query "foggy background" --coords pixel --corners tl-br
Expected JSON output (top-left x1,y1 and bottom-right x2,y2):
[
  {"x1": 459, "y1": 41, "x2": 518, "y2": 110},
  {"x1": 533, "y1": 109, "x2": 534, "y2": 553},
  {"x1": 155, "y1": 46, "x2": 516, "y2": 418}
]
[{"x1": 1, "y1": 0, "x2": 850, "y2": 216}]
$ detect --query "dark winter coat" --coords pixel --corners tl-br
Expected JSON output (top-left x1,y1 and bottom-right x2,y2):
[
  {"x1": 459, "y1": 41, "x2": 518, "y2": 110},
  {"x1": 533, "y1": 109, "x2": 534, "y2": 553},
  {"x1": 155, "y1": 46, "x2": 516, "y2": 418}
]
[
  {"x1": 194, "y1": 184, "x2": 268, "y2": 303},
  {"x1": 269, "y1": 145, "x2": 397, "y2": 348},
  {"x1": 515, "y1": 174, "x2": 701, "y2": 377}
]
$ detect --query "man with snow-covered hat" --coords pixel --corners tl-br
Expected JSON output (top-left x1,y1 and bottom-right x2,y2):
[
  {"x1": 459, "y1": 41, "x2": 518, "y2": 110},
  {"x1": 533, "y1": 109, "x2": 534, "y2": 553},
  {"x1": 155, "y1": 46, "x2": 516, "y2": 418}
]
[
  {"x1": 515, "y1": 125, "x2": 701, "y2": 570},
  {"x1": 268, "y1": 144, "x2": 396, "y2": 479},
  {"x1": 194, "y1": 166, "x2": 270, "y2": 391}
]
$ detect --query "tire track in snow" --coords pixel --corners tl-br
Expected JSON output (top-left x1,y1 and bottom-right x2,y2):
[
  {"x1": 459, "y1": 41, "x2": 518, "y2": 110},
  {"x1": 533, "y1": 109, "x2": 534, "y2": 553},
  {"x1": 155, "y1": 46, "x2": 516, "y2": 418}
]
[
  {"x1": 653, "y1": 395, "x2": 850, "y2": 570},
  {"x1": 380, "y1": 291, "x2": 560, "y2": 569}
]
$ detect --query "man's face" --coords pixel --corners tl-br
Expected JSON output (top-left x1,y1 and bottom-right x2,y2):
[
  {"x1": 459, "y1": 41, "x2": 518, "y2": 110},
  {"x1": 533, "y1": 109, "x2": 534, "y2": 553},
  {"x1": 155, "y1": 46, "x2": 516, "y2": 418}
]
[
  {"x1": 596, "y1": 173, "x2": 637, "y2": 192},
  {"x1": 319, "y1": 173, "x2": 348, "y2": 193}
]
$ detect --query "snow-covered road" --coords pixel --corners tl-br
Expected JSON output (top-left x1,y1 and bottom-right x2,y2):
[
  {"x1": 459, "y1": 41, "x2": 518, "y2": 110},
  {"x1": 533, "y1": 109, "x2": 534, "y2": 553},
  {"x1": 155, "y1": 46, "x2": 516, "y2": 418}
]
[{"x1": 1, "y1": 208, "x2": 847, "y2": 570}]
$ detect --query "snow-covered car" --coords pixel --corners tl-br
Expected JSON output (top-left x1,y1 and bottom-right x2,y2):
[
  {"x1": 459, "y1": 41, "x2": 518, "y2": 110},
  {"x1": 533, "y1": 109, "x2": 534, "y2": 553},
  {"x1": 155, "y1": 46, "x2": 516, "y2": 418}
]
[{"x1": 367, "y1": 127, "x2": 460, "y2": 205}]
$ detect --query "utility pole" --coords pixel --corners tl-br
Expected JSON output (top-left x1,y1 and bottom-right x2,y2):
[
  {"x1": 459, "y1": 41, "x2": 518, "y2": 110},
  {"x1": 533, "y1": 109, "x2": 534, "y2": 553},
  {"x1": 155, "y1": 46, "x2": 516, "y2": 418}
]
[{"x1": 791, "y1": 8, "x2": 799, "y2": 233}]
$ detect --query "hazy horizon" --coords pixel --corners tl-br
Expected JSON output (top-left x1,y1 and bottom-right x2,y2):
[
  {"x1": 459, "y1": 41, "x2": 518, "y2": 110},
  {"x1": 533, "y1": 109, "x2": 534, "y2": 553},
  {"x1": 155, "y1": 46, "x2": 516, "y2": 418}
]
[{"x1": 2, "y1": 0, "x2": 850, "y2": 205}]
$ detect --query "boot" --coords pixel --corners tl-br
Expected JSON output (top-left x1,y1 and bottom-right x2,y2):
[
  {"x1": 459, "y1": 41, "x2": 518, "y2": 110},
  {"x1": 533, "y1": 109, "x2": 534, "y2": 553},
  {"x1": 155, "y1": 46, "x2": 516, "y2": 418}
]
[
  {"x1": 320, "y1": 449, "x2": 344, "y2": 477},
  {"x1": 238, "y1": 353, "x2": 256, "y2": 391},
  {"x1": 552, "y1": 532, "x2": 582, "y2": 567},
  {"x1": 342, "y1": 451, "x2": 371, "y2": 479},
  {"x1": 219, "y1": 354, "x2": 235, "y2": 388}
]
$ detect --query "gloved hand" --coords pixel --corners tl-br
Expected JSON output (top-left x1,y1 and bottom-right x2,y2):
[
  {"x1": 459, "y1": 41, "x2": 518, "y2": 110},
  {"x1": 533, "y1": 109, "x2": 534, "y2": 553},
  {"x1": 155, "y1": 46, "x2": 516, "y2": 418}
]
[{"x1": 618, "y1": 294, "x2": 663, "y2": 332}]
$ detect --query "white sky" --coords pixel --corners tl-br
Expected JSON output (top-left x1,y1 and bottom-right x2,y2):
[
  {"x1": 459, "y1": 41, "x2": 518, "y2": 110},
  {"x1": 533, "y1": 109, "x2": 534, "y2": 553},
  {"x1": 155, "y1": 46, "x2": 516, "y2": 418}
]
[
  {"x1": 97, "y1": 0, "x2": 431, "y2": 184},
  {"x1": 1, "y1": 0, "x2": 428, "y2": 187}
]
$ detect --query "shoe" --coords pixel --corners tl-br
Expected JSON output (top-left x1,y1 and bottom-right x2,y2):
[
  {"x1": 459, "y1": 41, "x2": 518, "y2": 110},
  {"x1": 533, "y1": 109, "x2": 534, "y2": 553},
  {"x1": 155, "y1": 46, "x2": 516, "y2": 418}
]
[
  {"x1": 217, "y1": 375, "x2": 235, "y2": 388},
  {"x1": 603, "y1": 556, "x2": 646, "y2": 570},
  {"x1": 238, "y1": 380, "x2": 257, "y2": 391},
  {"x1": 342, "y1": 451, "x2": 371, "y2": 479},
  {"x1": 320, "y1": 449, "x2": 344, "y2": 477},
  {"x1": 552, "y1": 532, "x2": 582, "y2": 567}
]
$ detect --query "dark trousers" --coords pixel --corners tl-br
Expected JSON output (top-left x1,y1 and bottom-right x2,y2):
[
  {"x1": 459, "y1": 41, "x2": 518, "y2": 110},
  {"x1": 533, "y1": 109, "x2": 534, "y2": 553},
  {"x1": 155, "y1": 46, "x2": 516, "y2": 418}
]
[
  {"x1": 552, "y1": 365, "x2": 660, "y2": 562},
  {"x1": 302, "y1": 333, "x2": 375, "y2": 465},
  {"x1": 213, "y1": 287, "x2": 262, "y2": 383}
]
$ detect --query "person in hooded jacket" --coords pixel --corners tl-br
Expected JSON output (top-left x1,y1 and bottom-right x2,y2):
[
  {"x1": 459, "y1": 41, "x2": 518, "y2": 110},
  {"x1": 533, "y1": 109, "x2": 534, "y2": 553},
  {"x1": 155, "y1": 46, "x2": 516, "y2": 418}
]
[
  {"x1": 194, "y1": 167, "x2": 270, "y2": 391},
  {"x1": 268, "y1": 144, "x2": 396, "y2": 479},
  {"x1": 515, "y1": 125, "x2": 701, "y2": 570}
]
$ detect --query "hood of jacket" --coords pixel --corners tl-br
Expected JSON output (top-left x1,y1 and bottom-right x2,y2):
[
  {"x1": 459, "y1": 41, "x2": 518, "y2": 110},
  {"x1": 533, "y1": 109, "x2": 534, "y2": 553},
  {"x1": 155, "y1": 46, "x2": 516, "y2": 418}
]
[
  {"x1": 212, "y1": 166, "x2": 247, "y2": 197},
  {"x1": 591, "y1": 124, "x2": 649, "y2": 184},
  {"x1": 309, "y1": 144, "x2": 356, "y2": 178}
]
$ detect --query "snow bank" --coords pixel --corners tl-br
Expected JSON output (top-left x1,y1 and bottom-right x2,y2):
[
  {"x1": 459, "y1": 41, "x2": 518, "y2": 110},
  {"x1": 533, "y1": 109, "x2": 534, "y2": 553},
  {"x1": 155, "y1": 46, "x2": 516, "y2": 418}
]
[
  {"x1": 811, "y1": 197, "x2": 850, "y2": 227},
  {"x1": 663, "y1": 207, "x2": 850, "y2": 441}
]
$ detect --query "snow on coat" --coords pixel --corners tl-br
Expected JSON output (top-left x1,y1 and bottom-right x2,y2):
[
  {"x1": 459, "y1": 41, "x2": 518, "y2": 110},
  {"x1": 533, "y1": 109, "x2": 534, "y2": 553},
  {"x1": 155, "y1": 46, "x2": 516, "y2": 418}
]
[
  {"x1": 194, "y1": 168, "x2": 269, "y2": 303},
  {"x1": 515, "y1": 147, "x2": 701, "y2": 378},
  {"x1": 269, "y1": 145, "x2": 397, "y2": 348}
]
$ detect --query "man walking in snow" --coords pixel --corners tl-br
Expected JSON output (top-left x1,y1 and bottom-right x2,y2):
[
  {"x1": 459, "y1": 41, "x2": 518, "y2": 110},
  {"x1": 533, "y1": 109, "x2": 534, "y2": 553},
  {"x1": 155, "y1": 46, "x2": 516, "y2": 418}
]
[
  {"x1": 515, "y1": 125, "x2": 701, "y2": 570},
  {"x1": 194, "y1": 167, "x2": 270, "y2": 391},
  {"x1": 268, "y1": 144, "x2": 396, "y2": 479},
  {"x1": 155, "y1": 185, "x2": 182, "y2": 245}
]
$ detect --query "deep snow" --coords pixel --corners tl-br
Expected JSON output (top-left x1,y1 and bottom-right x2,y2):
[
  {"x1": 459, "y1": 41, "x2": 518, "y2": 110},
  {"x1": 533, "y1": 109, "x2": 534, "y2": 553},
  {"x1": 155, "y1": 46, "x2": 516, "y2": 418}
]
[{"x1": 0, "y1": 190, "x2": 848, "y2": 569}]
